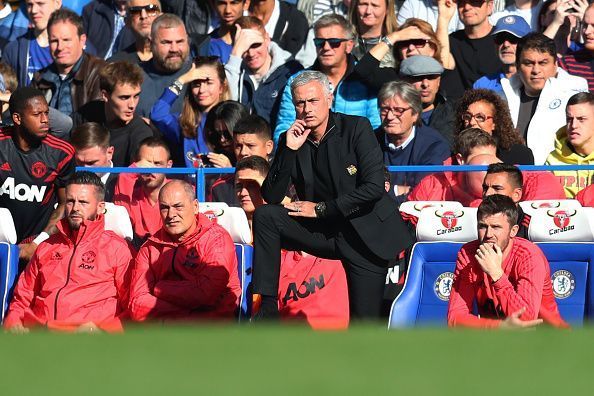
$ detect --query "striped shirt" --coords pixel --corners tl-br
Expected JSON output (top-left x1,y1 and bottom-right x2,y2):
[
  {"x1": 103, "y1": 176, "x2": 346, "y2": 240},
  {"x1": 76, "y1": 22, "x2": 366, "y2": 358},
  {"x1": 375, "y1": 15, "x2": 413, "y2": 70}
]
[{"x1": 559, "y1": 49, "x2": 594, "y2": 92}]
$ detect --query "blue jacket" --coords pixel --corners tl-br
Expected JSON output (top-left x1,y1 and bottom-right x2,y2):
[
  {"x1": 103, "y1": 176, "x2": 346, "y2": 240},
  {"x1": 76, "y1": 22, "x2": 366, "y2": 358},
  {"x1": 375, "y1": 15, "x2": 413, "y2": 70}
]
[
  {"x1": 150, "y1": 88, "x2": 210, "y2": 168},
  {"x1": 274, "y1": 56, "x2": 381, "y2": 143},
  {"x1": 473, "y1": 71, "x2": 506, "y2": 96},
  {"x1": 0, "y1": 6, "x2": 28, "y2": 52}
]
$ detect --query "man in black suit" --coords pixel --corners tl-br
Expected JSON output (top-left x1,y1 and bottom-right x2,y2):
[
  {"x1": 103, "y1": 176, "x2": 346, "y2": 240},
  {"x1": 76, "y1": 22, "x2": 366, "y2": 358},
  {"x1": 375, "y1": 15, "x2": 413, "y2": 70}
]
[{"x1": 253, "y1": 71, "x2": 414, "y2": 320}]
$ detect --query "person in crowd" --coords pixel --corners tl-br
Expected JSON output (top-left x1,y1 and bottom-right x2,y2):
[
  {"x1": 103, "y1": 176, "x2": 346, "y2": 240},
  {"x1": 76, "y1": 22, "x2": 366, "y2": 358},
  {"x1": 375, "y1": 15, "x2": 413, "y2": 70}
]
[
  {"x1": 0, "y1": 87, "x2": 74, "y2": 261},
  {"x1": 375, "y1": 81, "x2": 450, "y2": 204},
  {"x1": 32, "y1": 8, "x2": 105, "y2": 116},
  {"x1": 348, "y1": 0, "x2": 398, "y2": 67},
  {"x1": 248, "y1": 0, "x2": 309, "y2": 57},
  {"x1": 299, "y1": 0, "x2": 349, "y2": 25},
  {"x1": 474, "y1": 15, "x2": 531, "y2": 96},
  {"x1": 151, "y1": 56, "x2": 231, "y2": 168},
  {"x1": 3, "y1": 0, "x2": 62, "y2": 87},
  {"x1": 448, "y1": 194, "x2": 568, "y2": 328},
  {"x1": 82, "y1": 0, "x2": 135, "y2": 59},
  {"x1": 559, "y1": 3, "x2": 594, "y2": 92},
  {"x1": 0, "y1": 62, "x2": 18, "y2": 124},
  {"x1": 546, "y1": 92, "x2": 594, "y2": 198},
  {"x1": 109, "y1": 0, "x2": 162, "y2": 64},
  {"x1": 501, "y1": 32, "x2": 588, "y2": 165},
  {"x1": 491, "y1": 0, "x2": 544, "y2": 29},
  {"x1": 160, "y1": 0, "x2": 215, "y2": 37},
  {"x1": 113, "y1": 137, "x2": 172, "y2": 249},
  {"x1": 234, "y1": 155, "x2": 350, "y2": 329},
  {"x1": 437, "y1": 0, "x2": 503, "y2": 101},
  {"x1": 399, "y1": 55, "x2": 455, "y2": 146},
  {"x1": 136, "y1": 13, "x2": 192, "y2": 117},
  {"x1": 210, "y1": 113, "x2": 273, "y2": 205},
  {"x1": 541, "y1": 0, "x2": 587, "y2": 55},
  {"x1": 73, "y1": 61, "x2": 154, "y2": 166},
  {"x1": 455, "y1": 89, "x2": 534, "y2": 165},
  {"x1": 3, "y1": 171, "x2": 133, "y2": 333},
  {"x1": 129, "y1": 179, "x2": 241, "y2": 321},
  {"x1": 251, "y1": 71, "x2": 413, "y2": 320},
  {"x1": 274, "y1": 14, "x2": 381, "y2": 142},
  {"x1": 0, "y1": 0, "x2": 29, "y2": 50},
  {"x1": 71, "y1": 122, "x2": 117, "y2": 201},
  {"x1": 398, "y1": 0, "x2": 463, "y2": 34},
  {"x1": 225, "y1": 16, "x2": 302, "y2": 127},
  {"x1": 208, "y1": 0, "x2": 250, "y2": 63}
]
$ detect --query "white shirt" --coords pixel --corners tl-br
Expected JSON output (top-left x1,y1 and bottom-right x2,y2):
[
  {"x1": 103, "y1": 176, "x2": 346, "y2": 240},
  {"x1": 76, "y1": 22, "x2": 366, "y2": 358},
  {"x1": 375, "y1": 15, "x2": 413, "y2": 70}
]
[
  {"x1": 385, "y1": 126, "x2": 416, "y2": 151},
  {"x1": 397, "y1": 0, "x2": 463, "y2": 34},
  {"x1": 264, "y1": 0, "x2": 281, "y2": 38},
  {"x1": 490, "y1": 2, "x2": 543, "y2": 30},
  {"x1": 0, "y1": 4, "x2": 11, "y2": 19}
]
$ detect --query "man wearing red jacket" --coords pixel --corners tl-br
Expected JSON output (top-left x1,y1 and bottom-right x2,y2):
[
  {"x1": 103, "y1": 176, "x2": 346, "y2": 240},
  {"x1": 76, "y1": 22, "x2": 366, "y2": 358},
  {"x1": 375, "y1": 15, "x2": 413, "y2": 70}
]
[
  {"x1": 447, "y1": 194, "x2": 568, "y2": 328},
  {"x1": 4, "y1": 171, "x2": 134, "y2": 333},
  {"x1": 129, "y1": 180, "x2": 241, "y2": 321}
]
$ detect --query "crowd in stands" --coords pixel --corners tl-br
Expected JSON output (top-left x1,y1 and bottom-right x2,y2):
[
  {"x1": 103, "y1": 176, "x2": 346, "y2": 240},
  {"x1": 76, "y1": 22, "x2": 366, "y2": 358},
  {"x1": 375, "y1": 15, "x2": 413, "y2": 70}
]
[{"x1": 2, "y1": 0, "x2": 594, "y2": 331}]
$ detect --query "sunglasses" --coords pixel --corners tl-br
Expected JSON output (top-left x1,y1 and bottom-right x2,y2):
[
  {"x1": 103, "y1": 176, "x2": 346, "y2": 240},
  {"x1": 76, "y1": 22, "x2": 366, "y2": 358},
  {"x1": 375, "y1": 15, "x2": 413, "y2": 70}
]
[
  {"x1": 493, "y1": 33, "x2": 520, "y2": 45},
  {"x1": 396, "y1": 39, "x2": 430, "y2": 49},
  {"x1": 458, "y1": 0, "x2": 487, "y2": 7},
  {"x1": 313, "y1": 38, "x2": 349, "y2": 49},
  {"x1": 128, "y1": 4, "x2": 160, "y2": 17}
]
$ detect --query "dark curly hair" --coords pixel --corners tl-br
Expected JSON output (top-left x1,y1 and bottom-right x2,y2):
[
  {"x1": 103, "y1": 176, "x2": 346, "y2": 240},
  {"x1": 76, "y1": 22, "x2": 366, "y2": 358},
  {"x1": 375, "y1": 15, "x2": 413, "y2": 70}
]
[{"x1": 454, "y1": 89, "x2": 524, "y2": 151}]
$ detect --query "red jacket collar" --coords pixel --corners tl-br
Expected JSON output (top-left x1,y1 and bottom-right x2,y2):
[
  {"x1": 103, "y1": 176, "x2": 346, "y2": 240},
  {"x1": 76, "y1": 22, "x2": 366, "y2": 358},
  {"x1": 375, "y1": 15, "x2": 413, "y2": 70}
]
[
  {"x1": 56, "y1": 214, "x2": 106, "y2": 244},
  {"x1": 149, "y1": 213, "x2": 214, "y2": 247}
]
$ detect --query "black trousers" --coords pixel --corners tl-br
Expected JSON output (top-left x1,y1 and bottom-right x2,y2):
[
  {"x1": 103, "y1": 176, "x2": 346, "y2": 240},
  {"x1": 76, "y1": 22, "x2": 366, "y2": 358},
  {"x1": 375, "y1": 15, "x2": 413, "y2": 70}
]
[{"x1": 252, "y1": 204, "x2": 389, "y2": 319}]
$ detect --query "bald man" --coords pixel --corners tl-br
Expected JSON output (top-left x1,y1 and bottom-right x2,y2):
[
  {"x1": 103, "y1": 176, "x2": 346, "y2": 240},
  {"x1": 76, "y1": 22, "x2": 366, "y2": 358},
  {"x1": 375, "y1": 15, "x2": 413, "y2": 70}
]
[{"x1": 129, "y1": 180, "x2": 241, "y2": 321}]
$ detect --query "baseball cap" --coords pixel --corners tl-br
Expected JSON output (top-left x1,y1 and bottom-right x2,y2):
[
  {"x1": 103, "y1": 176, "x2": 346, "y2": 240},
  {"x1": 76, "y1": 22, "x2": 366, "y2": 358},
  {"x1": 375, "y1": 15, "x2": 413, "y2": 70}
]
[
  {"x1": 492, "y1": 15, "x2": 531, "y2": 38},
  {"x1": 399, "y1": 55, "x2": 444, "y2": 77}
]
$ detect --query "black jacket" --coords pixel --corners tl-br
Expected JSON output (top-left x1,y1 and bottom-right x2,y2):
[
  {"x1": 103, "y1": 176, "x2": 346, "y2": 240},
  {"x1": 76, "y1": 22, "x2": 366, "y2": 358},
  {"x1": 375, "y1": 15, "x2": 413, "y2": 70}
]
[
  {"x1": 271, "y1": 1, "x2": 309, "y2": 56},
  {"x1": 161, "y1": 0, "x2": 212, "y2": 36},
  {"x1": 263, "y1": 112, "x2": 413, "y2": 261},
  {"x1": 82, "y1": 0, "x2": 135, "y2": 59}
]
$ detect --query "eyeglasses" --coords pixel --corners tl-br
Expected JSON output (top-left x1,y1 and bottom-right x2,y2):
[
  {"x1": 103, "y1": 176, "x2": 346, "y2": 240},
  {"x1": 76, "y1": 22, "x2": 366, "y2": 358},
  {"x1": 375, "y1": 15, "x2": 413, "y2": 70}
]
[
  {"x1": 462, "y1": 112, "x2": 494, "y2": 123},
  {"x1": 313, "y1": 38, "x2": 349, "y2": 49},
  {"x1": 396, "y1": 39, "x2": 430, "y2": 49},
  {"x1": 380, "y1": 106, "x2": 412, "y2": 117},
  {"x1": 458, "y1": 0, "x2": 487, "y2": 7},
  {"x1": 493, "y1": 33, "x2": 519, "y2": 45},
  {"x1": 128, "y1": 4, "x2": 160, "y2": 17}
]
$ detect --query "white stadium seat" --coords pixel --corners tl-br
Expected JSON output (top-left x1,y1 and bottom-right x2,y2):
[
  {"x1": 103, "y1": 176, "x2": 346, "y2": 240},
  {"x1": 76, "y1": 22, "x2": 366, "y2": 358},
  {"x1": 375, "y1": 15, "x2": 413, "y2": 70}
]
[
  {"x1": 528, "y1": 207, "x2": 594, "y2": 242},
  {"x1": 399, "y1": 201, "x2": 463, "y2": 218},
  {"x1": 519, "y1": 199, "x2": 582, "y2": 217},
  {"x1": 103, "y1": 202, "x2": 134, "y2": 241},
  {"x1": 199, "y1": 202, "x2": 252, "y2": 244},
  {"x1": 416, "y1": 207, "x2": 478, "y2": 242}
]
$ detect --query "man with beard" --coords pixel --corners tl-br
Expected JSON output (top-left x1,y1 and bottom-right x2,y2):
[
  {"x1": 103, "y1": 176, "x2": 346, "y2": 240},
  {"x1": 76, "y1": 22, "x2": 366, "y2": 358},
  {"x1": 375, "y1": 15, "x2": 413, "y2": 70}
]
[
  {"x1": 4, "y1": 171, "x2": 133, "y2": 333},
  {"x1": 136, "y1": 13, "x2": 192, "y2": 117},
  {"x1": 0, "y1": 87, "x2": 74, "y2": 262},
  {"x1": 113, "y1": 137, "x2": 172, "y2": 249},
  {"x1": 447, "y1": 194, "x2": 568, "y2": 328}
]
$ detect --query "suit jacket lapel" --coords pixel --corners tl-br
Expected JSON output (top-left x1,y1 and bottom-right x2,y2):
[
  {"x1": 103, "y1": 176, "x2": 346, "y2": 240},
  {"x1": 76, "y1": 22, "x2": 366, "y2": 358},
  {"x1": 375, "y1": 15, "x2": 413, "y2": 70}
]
[
  {"x1": 326, "y1": 114, "x2": 341, "y2": 194},
  {"x1": 297, "y1": 145, "x2": 314, "y2": 200}
]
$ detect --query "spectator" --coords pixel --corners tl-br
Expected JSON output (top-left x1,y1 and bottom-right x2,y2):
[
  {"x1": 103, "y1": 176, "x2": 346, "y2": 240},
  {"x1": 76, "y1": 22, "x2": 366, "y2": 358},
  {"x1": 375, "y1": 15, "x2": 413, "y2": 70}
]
[
  {"x1": 0, "y1": 62, "x2": 18, "y2": 124},
  {"x1": 0, "y1": 0, "x2": 29, "y2": 51},
  {"x1": 559, "y1": 3, "x2": 594, "y2": 92},
  {"x1": 109, "y1": 0, "x2": 162, "y2": 64},
  {"x1": 248, "y1": 0, "x2": 309, "y2": 57},
  {"x1": 0, "y1": 87, "x2": 74, "y2": 261},
  {"x1": 491, "y1": 0, "x2": 544, "y2": 29},
  {"x1": 3, "y1": 171, "x2": 133, "y2": 333},
  {"x1": 74, "y1": 61, "x2": 154, "y2": 166},
  {"x1": 397, "y1": 0, "x2": 463, "y2": 34},
  {"x1": 348, "y1": 0, "x2": 398, "y2": 68},
  {"x1": 303, "y1": 0, "x2": 348, "y2": 24},
  {"x1": 129, "y1": 179, "x2": 241, "y2": 321},
  {"x1": 501, "y1": 32, "x2": 588, "y2": 164},
  {"x1": 234, "y1": 155, "x2": 349, "y2": 329},
  {"x1": 375, "y1": 81, "x2": 450, "y2": 204},
  {"x1": 136, "y1": 14, "x2": 192, "y2": 117},
  {"x1": 151, "y1": 57, "x2": 231, "y2": 168},
  {"x1": 455, "y1": 89, "x2": 534, "y2": 165},
  {"x1": 208, "y1": 0, "x2": 249, "y2": 63},
  {"x1": 541, "y1": 0, "x2": 586, "y2": 55},
  {"x1": 274, "y1": 14, "x2": 381, "y2": 142},
  {"x1": 448, "y1": 194, "x2": 568, "y2": 328},
  {"x1": 71, "y1": 122, "x2": 117, "y2": 201},
  {"x1": 546, "y1": 92, "x2": 594, "y2": 198},
  {"x1": 437, "y1": 0, "x2": 503, "y2": 101},
  {"x1": 160, "y1": 0, "x2": 215, "y2": 37},
  {"x1": 32, "y1": 8, "x2": 106, "y2": 116},
  {"x1": 82, "y1": 0, "x2": 135, "y2": 59},
  {"x1": 225, "y1": 16, "x2": 302, "y2": 127},
  {"x1": 399, "y1": 55, "x2": 456, "y2": 146},
  {"x1": 113, "y1": 137, "x2": 172, "y2": 249},
  {"x1": 474, "y1": 15, "x2": 531, "y2": 96},
  {"x1": 3, "y1": 0, "x2": 63, "y2": 87}
]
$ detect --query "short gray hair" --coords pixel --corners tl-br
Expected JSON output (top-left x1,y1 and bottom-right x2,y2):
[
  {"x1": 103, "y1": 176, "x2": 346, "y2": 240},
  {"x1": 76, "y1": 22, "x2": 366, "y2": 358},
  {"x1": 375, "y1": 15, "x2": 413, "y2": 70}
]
[
  {"x1": 290, "y1": 71, "x2": 333, "y2": 96},
  {"x1": 151, "y1": 13, "x2": 186, "y2": 40},
  {"x1": 313, "y1": 14, "x2": 355, "y2": 40},
  {"x1": 378, "y1": 81, "x2": 422, "y2": 116}
]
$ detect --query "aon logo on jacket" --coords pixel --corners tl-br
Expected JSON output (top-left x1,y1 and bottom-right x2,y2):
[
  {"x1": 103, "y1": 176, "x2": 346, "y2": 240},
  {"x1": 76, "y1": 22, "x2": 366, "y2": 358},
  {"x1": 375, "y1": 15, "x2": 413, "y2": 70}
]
[{"x1": 0, "y1": 177, "x2": 47, "y2": 202}]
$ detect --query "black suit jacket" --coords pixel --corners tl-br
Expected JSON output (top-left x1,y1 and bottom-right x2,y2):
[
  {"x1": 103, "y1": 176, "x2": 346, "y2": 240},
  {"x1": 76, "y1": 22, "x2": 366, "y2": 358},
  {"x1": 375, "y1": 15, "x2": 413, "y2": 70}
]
[{"x1": 262, "y1": 112, "x2": 413, "y2": 261}]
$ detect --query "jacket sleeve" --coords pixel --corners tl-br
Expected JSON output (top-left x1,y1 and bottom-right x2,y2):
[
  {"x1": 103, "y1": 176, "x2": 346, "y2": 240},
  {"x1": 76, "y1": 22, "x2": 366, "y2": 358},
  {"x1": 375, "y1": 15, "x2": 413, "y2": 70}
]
[
  {"x1": 3, "y1": 250, "x2": 42, "y2": 329},
  {"x1": 522, "y1": 171, "x2": 566, "y2": 201},
  {"x1": 279, "y1": 5, "x2": 309, "y2": 56},
  {"x1": 261, "y1": 132, "x2": 298, "y2": 204},
  {"x1": 128, "y1": 246, "x2": 189, "y2": 321},
  {"x1": 273, "y1": 76, "x2": 297, "y2": 144},
  {"x1": 149, "y1": 88, "x2": 183, "y2": 145},
  {"x1": 224, "y1": 54, "x2": 243, "y2": 101},
  {"x1": 366, "y1": 95, "x2": 381, "y2": 130},
  {"x1": 112, "y1": 163, "x2": 139, "y2": 212},
  {"x1": 153, "y1": 231, "x2": 237, "y2": 310},
  {"x1": 351, "y1": 51, "x2": 399, "y2": 92},
  {"x1": 113, "y1": 241, "x2": 135, "y2": 318}
]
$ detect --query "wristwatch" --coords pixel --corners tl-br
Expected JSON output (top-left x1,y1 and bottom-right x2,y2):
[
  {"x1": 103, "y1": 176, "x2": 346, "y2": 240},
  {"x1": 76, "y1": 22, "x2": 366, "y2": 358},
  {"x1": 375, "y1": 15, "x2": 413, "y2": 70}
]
[
  {"x1": 315, "y1": 201, "x2": 327, "y2": 218},
  {"x1": 169, "y1": 79, "x2": 183, "y2": 95},
  {"x1": 380, "y1": 36, "x2": 393, "y2": 49}
]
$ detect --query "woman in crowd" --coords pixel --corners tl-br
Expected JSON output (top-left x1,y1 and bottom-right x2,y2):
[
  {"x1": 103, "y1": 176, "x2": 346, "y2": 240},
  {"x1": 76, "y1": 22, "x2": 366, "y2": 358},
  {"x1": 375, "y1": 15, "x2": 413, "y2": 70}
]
[
  {"x1": 454, "y1": 89, "x2": 534, "y2": 165},
  {"x1": 540, "y1": 0, "x2": 588, "y2": 55},
  {"x1": 150, "y1": 56, "x2": 231, "y2": 168}
]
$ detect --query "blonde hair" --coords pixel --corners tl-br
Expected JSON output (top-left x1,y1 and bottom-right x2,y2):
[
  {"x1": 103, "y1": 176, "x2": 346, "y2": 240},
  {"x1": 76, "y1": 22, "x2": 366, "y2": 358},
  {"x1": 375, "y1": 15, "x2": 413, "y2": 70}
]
[{"x1": 349, "y1": 0, "x2": 398, "y2": 36}]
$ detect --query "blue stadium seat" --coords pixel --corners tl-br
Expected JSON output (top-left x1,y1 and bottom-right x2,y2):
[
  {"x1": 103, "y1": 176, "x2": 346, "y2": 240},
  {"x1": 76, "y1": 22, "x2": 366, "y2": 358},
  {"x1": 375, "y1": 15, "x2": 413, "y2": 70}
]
[
  {"x1": 235, "y1": 243, "x2": 253, "y2": 321},
  {"x1": 0, "y1": 242, "x2": 19, "y2": 324}
]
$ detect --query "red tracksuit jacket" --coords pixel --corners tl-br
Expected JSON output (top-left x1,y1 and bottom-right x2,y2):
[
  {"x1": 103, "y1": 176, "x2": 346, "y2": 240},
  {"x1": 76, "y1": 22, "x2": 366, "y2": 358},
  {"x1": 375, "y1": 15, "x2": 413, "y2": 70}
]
[
  {"x1": 4, "y1": 216, "x2": 133, "y2": 332},
  {"x1": 129, "y1": 214, "x2": 241, "y2": 321}
]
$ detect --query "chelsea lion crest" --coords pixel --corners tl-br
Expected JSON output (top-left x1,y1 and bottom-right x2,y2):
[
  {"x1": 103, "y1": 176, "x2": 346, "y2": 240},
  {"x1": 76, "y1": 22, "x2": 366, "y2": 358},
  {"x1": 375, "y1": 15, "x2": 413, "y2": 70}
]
[{"x1": 434, "y1": 272, "x2": 455, "y2": 301}]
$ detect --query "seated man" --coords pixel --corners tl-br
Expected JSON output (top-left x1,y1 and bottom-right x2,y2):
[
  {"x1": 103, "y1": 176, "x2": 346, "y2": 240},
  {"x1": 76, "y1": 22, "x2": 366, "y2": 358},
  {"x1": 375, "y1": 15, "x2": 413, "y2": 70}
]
[
  {"x1": 546, "y1": 92, "x2": 594, "y2": 198},
  {"x1": 448, "y1": 194, "x2": 568, "y2": 328},
  {"x1": 208, "y1": 0, "x2": 250, "y2": 63},
  {"x1": 113, "y1": 137, "x2": 172, "y2": 249},
  {"x1": 235, "y1": 155, "x2": 349, "y2": 329},
  {"x1": 129, "y1": 179, "x2": 241, "y2": 321},
  {"x1": 559, "y1": 4, "x2": 594, "y2": 92},
  {"x1": 4, "y1": 171, "x2": 133, "y2": 333}
]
